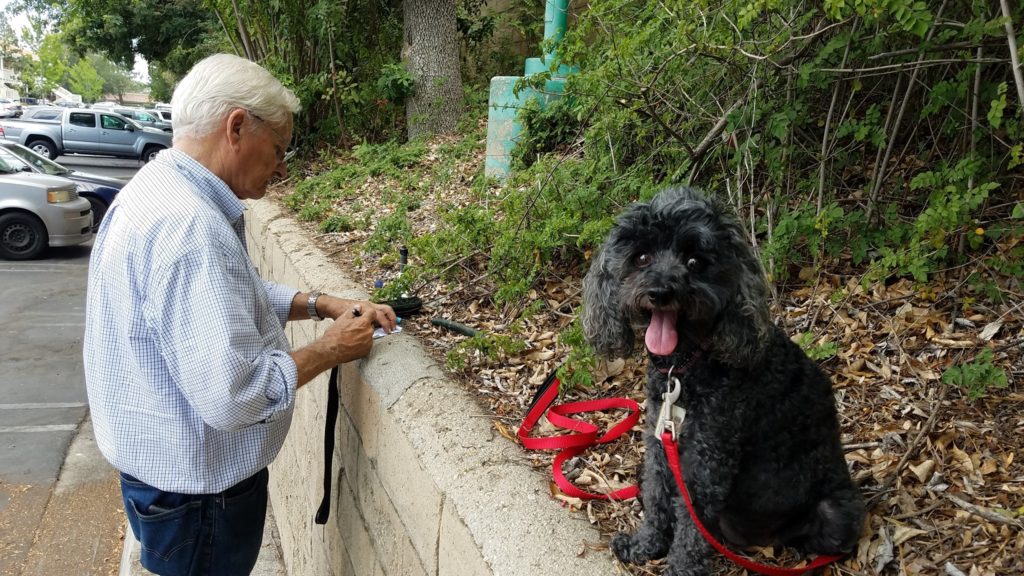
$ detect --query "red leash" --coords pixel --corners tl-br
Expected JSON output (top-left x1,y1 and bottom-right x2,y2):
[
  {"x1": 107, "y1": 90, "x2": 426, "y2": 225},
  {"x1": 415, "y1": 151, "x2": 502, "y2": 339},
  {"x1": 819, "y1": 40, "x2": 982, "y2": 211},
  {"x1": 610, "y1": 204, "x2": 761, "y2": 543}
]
[
  {"x1": 517, "y1": 367, "x2": 640, "y2": 500},
  {"x1": 661, "y1": 432, "x2": 844, "y2": 575},
  {"x1": 520, "y1": 362, "x2": 844, "y2": 575},
  {"x1": 654, "y1": 369, "x2": 844, "y2": 575}
]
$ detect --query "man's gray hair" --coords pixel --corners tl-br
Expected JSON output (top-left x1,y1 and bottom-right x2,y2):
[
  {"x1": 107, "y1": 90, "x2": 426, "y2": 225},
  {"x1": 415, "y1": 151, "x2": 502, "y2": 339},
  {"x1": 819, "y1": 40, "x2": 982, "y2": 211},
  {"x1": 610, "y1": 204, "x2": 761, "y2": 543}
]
[{"x1": 171, "y1": 53, "x2": 301, "y2": 144}]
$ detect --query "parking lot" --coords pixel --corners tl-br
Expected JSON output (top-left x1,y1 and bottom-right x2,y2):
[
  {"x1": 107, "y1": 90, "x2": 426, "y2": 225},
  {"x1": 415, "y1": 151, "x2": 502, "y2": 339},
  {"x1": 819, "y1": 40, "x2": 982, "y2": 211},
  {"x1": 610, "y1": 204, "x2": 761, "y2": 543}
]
[
  {"x1": 0, "y1": 157, "x2": 139, "y2": 574},
  {"x1": 0, "y1": 245, "x2": 98, "y2": 569},
  {"x1": 58, "y1": 154, "x2": 144, "y2": 180}
]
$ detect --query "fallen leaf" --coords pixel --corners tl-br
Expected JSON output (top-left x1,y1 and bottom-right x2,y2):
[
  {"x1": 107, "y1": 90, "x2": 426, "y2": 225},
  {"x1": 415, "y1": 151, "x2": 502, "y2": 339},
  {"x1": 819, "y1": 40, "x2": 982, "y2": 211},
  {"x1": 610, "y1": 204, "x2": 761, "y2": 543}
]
[
  {"x1": 910, "y1": 459, "x2": 936, "y2": 483},
  {"x1": 892, "y1": 525, "x2": 927, "y2": 546},
  {"x1": 979, "y1": 459, "x2": 998, "y2": 476},
  {"x1": 951, "y1": 447, "x2": 975, "y2": 473},
  {"x1": 978, "y1": 321, "x2": 1002, "y2": 341},
  {"x1": 493, "y1": 420, "x2": 517, "y2": 442},
  {"x1": 873, "y1": 526, "x2": 895, "y2": 573},
  {"x1": 554, "y1": 493, "x2": 583, "y2": 510}
]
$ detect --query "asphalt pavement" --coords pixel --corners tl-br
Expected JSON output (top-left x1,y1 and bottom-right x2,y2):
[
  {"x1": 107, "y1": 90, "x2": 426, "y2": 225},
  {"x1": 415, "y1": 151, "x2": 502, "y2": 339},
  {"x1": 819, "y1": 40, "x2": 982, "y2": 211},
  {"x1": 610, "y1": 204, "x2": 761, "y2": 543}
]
[
  {"x1": 0, "y1": 241, "x2": 126, "y2": 576},
  {"x1": 0, "y1": 155, "x2": 140, "y2": 576},
  {"x1": 1, "y1": 156, "x2": 286, "y2": 576}
]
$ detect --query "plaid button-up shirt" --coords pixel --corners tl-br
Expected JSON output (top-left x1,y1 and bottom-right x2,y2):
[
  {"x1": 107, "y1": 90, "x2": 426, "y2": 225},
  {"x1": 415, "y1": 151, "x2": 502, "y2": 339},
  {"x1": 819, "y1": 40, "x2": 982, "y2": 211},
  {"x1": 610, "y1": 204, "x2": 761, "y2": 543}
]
[{"x1": 84, "y1": 149, "x2": 299, "y2": 493}]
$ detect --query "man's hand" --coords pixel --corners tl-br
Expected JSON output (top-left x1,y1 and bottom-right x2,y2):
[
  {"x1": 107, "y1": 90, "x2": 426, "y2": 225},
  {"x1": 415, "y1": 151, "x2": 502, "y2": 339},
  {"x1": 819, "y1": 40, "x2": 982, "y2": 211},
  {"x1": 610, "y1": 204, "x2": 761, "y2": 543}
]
[
  {"x1": 322, "y1": 305, "x2": 376, "y2": 364},
  {"x1": 291, "y1": 301, "x2": 386, "y2": 388},
  {"x1": 316, "y1": 296, "x2": 398, "y2": 334}
]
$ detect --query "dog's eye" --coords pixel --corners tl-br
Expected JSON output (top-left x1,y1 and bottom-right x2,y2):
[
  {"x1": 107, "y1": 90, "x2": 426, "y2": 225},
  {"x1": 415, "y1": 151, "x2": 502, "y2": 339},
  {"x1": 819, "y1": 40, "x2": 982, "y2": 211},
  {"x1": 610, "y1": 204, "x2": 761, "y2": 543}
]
[
  {"x1": 635, "y1": 253, "x2": 653, "y2": 267},
  {"x1": 686, "y1": 257, "x2": 705, "y2": 272}
]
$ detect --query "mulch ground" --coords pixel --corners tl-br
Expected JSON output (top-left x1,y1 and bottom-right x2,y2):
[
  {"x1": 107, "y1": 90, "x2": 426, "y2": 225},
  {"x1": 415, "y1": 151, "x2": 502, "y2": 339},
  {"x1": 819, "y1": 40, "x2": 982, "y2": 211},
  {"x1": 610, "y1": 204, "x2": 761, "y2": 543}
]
[{"x1": 269, "y1": 134, "x2": 1023, "y2": 576}]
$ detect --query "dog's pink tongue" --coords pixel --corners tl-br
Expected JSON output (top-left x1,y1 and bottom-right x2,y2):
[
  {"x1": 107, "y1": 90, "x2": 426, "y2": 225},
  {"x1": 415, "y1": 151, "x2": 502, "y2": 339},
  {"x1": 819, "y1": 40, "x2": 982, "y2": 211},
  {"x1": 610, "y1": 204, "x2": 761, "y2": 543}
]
[{"x1": 645, "y1": 310, "x2": 679, "y2": 356}]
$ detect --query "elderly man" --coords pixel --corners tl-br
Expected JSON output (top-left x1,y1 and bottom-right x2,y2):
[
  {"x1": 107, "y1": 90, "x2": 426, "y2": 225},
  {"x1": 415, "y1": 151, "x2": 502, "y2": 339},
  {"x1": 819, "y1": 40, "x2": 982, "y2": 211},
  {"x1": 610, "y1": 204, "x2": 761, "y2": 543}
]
[{"x1": 83, "y1": 53, "x2": 396, "y2": 576}]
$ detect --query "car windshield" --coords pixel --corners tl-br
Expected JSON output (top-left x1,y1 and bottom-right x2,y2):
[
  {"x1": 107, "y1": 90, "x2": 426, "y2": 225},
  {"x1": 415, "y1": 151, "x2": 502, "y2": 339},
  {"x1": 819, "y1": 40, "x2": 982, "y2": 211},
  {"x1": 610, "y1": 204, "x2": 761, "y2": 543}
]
[
  {"x1": 0, "y1": 149, "x2": 28, "y2": 174},
  {"x1": 1, "y1": 143, "x2": 70, "y2": 176}
]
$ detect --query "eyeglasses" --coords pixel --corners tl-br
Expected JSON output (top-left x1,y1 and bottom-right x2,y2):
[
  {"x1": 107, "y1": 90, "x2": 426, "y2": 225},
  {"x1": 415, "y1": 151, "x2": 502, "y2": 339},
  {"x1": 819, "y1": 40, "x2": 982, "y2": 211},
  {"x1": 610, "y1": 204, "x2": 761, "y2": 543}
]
[{"x1": 247, "y1": 110, "x2": 296, "y2": 164}]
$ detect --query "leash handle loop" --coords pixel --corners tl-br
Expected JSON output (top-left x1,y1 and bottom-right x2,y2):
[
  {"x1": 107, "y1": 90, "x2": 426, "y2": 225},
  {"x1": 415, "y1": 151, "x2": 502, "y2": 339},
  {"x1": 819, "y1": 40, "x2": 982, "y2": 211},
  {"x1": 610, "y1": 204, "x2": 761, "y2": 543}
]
[
  {"x1": 315, "y1": 365, "x2": 341, "y2": 525},
  {"x1": 518, "y1": 366, "x2": 640, "y2": 501},
  {"x1": 660, "y1": 432, "x2": 844, "y2": 576}
]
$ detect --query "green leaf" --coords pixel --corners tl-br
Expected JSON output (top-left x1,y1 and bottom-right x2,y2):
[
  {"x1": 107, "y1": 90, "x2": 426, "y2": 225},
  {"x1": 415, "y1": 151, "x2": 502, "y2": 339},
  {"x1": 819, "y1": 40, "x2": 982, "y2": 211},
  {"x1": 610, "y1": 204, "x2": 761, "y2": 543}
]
[{"x1": 988, "y1": 82, "x2": 1008, "y2": 129}]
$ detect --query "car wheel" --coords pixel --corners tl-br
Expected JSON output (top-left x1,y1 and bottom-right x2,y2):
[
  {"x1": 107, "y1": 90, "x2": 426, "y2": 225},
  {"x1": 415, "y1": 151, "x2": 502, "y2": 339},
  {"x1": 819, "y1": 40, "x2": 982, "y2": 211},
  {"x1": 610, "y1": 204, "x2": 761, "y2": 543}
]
[
  {"x1": 27, "y1": 139, "x2": 59, "y2": 160},
  {"x1": 85, "y1": 196, "x2": 108, "y2": 232},
  {"x1": 142, "y1": 145, "x2": 164, "y2": 163},
  {"x1": 0, "y1": 212, "x2": 48, "y2": 260}
]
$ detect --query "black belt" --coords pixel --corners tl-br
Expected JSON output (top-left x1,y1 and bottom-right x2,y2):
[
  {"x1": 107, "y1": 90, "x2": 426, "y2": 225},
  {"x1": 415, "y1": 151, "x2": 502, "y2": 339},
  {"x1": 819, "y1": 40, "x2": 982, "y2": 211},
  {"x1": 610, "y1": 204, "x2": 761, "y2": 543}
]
[{"x1": 315, "y1": 365, "x2": 340, "y2": 525}]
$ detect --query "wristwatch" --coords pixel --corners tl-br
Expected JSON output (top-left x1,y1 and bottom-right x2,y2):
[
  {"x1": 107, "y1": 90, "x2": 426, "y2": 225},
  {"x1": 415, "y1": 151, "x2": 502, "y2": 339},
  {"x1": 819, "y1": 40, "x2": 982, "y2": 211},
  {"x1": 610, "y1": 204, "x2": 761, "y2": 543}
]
[{"x1": 307, "y1": 290, "x2": 323, "y2": 321}]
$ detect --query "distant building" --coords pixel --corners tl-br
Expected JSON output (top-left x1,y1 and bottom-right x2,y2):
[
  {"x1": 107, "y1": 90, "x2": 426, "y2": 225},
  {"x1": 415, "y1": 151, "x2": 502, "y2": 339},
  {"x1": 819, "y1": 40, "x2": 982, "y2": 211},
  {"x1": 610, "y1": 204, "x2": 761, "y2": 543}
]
[
  {"x1": 0, "y1": 66, "x2": 21, "y2": 101},
  {"x1": 51, "y1": 85, "x2": 83, "y2": 105},
  {"x1": 103, "y1": 91, "x2": 151, "y2": 106}
]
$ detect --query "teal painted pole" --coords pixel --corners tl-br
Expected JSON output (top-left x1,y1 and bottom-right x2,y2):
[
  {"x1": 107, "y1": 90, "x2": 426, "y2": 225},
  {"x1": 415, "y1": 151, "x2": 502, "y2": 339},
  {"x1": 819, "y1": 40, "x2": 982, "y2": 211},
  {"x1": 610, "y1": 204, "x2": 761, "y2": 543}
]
[
  {"x1": 484, "y1": 76, "x2": 527, "y2": 178},
  {"x1": 544, "y1": 0, "x2": 569, "y2": 62},
  {"x1": 485, "y1": 0, "x2": 575, "y2": 179}
]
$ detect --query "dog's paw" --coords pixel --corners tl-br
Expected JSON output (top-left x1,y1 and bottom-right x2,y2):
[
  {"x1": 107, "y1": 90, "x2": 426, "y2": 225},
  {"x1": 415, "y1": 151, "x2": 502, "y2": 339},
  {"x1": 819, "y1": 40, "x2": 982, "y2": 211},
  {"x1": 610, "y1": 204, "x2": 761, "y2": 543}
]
[{"x1": 610, "y1": 532, "x2": 648, "y2": 564}]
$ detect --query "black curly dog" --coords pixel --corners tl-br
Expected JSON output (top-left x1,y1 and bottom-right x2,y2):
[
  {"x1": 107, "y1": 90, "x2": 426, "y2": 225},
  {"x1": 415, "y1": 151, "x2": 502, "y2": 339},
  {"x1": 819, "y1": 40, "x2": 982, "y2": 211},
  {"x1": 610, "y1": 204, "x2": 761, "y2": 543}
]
[{"x1": 582, "y1": 187, "x2": 864, "y2": 575}]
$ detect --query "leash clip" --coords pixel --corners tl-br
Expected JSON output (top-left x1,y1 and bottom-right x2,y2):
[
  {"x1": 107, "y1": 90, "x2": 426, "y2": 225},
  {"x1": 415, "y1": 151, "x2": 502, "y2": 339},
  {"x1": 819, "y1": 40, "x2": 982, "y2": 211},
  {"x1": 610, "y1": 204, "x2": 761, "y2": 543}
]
[{"x1": 655, "y1": 366, "x2": 684, "y2": 440}]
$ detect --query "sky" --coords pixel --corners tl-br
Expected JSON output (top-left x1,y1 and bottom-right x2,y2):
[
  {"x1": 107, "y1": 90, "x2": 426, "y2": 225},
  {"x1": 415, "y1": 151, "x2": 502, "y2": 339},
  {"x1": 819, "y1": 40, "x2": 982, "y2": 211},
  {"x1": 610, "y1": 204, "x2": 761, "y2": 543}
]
[{"x1": 2, "y1": 0, "x2": 150, "y2": 83}]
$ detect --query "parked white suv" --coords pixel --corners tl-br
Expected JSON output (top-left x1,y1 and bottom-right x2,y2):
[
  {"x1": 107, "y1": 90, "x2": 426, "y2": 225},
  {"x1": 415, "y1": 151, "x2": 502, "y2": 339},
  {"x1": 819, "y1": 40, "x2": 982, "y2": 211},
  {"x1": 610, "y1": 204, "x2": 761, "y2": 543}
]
[{"x1": 0, "y1": 98, "x2": 22, "y2": 118}]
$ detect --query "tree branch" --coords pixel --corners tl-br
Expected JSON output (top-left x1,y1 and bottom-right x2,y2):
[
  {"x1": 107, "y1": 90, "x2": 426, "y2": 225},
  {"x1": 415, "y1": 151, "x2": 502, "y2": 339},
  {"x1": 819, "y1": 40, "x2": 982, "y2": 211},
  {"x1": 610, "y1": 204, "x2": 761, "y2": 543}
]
[
  {"x1": 999, "y1": 0, "x2": 1024, "y2": 119},
  {"x1": 818, "y1": 21, "x2": 856, "y2": 215},
  {"x1": 867, "y1": 40, "x2": 1004, "y2": 60},
  {"x1": 866, "y1": 0, "x2": 948, "y2": 224}
]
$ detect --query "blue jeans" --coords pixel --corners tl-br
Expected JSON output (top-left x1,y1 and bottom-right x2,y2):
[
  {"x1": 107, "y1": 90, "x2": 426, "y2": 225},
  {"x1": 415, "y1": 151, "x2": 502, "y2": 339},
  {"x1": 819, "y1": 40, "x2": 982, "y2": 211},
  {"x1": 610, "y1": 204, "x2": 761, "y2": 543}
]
[{"x1": 120, "y1": 468, "x2": 269, "y2": 576}]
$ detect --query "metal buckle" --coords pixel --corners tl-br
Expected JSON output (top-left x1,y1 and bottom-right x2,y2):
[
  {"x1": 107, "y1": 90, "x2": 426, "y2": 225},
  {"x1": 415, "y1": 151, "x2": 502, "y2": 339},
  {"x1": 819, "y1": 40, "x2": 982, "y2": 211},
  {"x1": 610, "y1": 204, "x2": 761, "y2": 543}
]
[{"x1": 655, "y1": 365, "x2": 685, "y2": 440}]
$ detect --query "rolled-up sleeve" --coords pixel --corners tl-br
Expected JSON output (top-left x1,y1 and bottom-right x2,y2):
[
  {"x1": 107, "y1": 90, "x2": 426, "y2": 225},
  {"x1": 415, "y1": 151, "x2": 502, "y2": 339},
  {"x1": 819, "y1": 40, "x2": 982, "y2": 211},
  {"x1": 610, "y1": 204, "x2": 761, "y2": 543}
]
[{"x1": 263, "y1": 280, "x2": 299, "y2": 326}]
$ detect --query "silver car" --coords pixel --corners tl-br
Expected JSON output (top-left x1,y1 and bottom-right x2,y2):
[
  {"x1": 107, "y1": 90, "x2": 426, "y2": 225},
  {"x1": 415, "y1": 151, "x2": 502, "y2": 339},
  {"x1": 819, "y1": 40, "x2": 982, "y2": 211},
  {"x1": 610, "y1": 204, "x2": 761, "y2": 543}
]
[
  {"x1": 0, "y1": 148, "x2": 92, "y2": 259},
  {"x1": 115, "y1": 108, "x2": 172, "y2": 133}
]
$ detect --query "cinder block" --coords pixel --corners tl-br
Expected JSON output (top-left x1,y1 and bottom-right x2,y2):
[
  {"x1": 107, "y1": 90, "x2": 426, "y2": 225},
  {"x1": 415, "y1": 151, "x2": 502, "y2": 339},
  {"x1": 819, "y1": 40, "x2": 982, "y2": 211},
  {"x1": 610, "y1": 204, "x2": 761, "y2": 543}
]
[
  {"x1": 319, "y1": 471, "x2": 357, "y2": 576},
  {"x1": 337, "y1": 467, "x2": 378, "y2": 576},
  {"x1": 341, "y1": 362, "x2": 382, "y2": 459},
  {"x1": 249, "y1": 199, "x2": 610, "y2": 576},
  {"x1": 439, "y1": 499, "x2": 491, "y2": 576},
  {"x1": 336, "y1": 411, "x2": 362, "y2": 500},
  {"x1": 275, "y1": 247, "x2": 290, "y2": 283},
  {"x1": 352, "y1": 444, "x2": 429, "y2": 576},
  {"x1": 376, "y1": 410, "x2": 442, "y2": 569}
]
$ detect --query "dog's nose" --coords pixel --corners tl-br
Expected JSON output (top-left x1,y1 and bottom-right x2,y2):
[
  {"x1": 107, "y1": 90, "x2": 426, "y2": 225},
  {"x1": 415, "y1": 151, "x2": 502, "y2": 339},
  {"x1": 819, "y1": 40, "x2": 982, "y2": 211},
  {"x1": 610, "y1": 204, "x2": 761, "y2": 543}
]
[{"x1": 647, "y1": 286, "x2": 674, "y2": 306}]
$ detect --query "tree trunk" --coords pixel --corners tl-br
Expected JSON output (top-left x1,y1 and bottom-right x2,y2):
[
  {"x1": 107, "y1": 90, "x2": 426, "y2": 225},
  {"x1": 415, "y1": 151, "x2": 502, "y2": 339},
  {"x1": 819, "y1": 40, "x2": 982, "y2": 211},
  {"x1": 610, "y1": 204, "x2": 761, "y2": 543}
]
[{"x1": 402, "y1": 0, "x2": 463, "y2": 139}]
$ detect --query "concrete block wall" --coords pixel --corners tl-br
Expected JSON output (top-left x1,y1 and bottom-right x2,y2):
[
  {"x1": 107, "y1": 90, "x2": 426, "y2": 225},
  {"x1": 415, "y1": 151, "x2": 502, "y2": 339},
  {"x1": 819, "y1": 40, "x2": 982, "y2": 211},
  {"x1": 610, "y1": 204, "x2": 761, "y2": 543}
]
[{"x1": 245, "y1": 199, "x2": 612, "y2": 576}]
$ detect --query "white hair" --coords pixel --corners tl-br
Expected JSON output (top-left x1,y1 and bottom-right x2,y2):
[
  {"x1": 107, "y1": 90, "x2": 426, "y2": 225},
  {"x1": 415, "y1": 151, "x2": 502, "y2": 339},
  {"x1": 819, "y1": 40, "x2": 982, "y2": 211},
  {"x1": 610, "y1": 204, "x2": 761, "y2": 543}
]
[{"x1": 171, "y1": 53, "x2": 301, "y2": 144}]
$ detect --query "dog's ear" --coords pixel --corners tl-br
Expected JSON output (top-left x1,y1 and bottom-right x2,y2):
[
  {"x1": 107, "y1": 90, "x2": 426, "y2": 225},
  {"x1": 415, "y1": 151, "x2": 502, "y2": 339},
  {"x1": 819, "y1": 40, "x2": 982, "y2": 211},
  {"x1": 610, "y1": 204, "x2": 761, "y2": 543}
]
[
  {"x1": 708, "y1": 200, "x2": 773, "y2": 366},
  {"x1": 582, "y1": 238, "x2": 635, "y2": 358}
]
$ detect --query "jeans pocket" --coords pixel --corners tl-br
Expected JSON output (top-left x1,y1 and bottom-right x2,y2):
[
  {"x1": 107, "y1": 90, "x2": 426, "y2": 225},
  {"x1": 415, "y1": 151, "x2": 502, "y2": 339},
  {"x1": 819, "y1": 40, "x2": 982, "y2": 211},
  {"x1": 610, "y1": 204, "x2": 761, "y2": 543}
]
[
  {"x1": 210, "y1": 469, "x2": 269, "y2": 575},
  {"x1": 126, "y1": 496, "x2": 203, "y2": 570},
  {"x1": 224, "y1": 468, "x2": 268, "y2": 503}
]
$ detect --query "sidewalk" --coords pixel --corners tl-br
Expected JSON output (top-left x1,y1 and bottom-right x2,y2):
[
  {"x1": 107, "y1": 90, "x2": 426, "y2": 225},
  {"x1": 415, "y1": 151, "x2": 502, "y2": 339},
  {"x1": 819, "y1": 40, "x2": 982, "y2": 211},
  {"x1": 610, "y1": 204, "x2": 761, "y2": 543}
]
[
  {"x1": 40, "y1": 413, "x2": 288, "y2": 576},
  {"x1": 13, "y1": 416, "x2": 124, "y2": 576}
]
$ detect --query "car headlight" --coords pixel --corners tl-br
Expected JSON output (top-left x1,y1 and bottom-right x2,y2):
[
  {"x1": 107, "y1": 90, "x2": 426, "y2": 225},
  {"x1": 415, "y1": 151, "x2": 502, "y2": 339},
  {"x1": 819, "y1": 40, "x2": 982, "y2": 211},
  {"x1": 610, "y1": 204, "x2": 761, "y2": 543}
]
[{"x1": 47, "y1": 189, "x2": 73, "y2": 203}]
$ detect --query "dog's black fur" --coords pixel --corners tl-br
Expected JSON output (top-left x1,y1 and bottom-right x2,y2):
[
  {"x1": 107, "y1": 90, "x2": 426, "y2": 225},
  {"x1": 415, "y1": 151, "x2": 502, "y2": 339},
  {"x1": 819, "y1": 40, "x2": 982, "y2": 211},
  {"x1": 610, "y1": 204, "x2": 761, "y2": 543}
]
[{"x1": 582, "y1": 187, "x2": 864, "y2": 575}]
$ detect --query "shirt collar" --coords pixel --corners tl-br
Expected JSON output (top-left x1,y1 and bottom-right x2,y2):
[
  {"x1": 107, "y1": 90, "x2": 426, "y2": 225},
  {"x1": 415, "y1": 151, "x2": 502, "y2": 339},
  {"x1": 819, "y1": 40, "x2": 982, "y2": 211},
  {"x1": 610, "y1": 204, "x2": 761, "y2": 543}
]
[{"x1": 161, "y1": 148, "x2": 246, "y2": 225}]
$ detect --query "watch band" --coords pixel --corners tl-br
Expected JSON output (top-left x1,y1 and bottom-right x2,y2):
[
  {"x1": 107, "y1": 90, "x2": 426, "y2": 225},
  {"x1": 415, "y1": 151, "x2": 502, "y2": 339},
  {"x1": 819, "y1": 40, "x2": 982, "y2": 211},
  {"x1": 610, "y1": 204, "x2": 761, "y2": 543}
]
[{"x1": 307, "y1": 290, "x2": 323, "y2": 321}]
